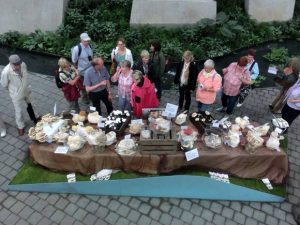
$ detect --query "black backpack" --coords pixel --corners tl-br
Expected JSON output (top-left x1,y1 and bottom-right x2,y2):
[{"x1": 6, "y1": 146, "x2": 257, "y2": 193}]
[
  {"x1": 54, "y1": 68, "x2": 65, "y2": 88},
  {"x1": 72, "y1": 43, "x2": 93, "y2": 65}
]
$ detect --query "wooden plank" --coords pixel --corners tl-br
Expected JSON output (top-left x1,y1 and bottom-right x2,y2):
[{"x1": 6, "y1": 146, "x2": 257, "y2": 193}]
[{"x1": 139, "y1": 145, "x2": 177, "y2": 151}]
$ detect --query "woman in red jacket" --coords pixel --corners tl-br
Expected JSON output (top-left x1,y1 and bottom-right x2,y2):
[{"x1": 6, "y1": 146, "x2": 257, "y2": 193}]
[{"x1": 131, "y1": 70, "x2": 159, "y2": 118}]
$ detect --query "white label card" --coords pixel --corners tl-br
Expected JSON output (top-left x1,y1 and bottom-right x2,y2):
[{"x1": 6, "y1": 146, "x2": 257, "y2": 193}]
[
  {"x1": 185, "y1": 148, "x2": 199, "y2": 161},
  {"x1": 131, "y1": 119, "x2": 143, "y2": 125},
  {"x1": 98, "y1": 122, "x2": 105, "y2": 128},
  {"x1": 90, "y1": 106, "x2": 96, "y2": 111},
  {"x1": 163, "y1": 103, "x2": 178, "y2": 118},
  {"x1": 78, "y1": 121, "x2": 84, "y2": 126},
  {"x1": 55, "y1": 146, "x2": 69, "y2": 154},
  {"x1": 268, "y1": 66, "x2": 278, "y2": 75},
  {"x1": 212, "y1": 122, "x2": 220, "y2": 128},
  {"x1": 274, "y1": 127, "x2": 283, "y2": 134},
  {"x1": 181, "y1": 126, "x2": 188, "y2": 130}
]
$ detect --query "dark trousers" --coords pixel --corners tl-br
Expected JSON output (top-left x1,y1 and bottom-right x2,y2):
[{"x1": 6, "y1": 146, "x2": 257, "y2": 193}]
[
  {"x1": 178, "y1": 85, "x2": 191, "y2": 110},
  {"x1": 282, "y1": 103, "x2": 300, "y2": 126},
  {"x1": 221, "y1": 93, "x2": 238, "y2": 115},
  {"x1": 89, "y1": 89, "x2": 113, "y2": 116},
  {"x1": 154, "y1": 79, "x2": 162, "y2": 100}
]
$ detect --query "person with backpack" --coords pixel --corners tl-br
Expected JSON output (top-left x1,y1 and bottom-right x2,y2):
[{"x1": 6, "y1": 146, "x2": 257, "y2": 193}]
[
  {"x1": 111, "y1": 37, "x2": 133, "y2": 70},
  {"x1": 196, "y1": 59, "x2": 222, "y2": 112},
  {"x1": 174, "y1": 50, "x2": 198, "y2": 112},
  {"x1": 217, "y1": 56, "x2": 251, "y2": 115},
  {"x1": 149, "y1": 39, "x2": 165, "y2": 100},
  {"x1": 71, "y1": 33, "x2": 93, "y2": 104},
  {"x1": 236, "y1": 49, "x2": 260, "y2": 107},
  {"x1": 58, "y1": 57, "x2": 81, "y2": 113},
  {"x1": 1, "y1": 54, "x2": 38, "y2": 136}
]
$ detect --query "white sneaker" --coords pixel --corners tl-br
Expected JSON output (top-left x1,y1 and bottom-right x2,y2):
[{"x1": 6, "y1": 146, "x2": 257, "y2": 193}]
[
  {"x1": 1, "y1": 130, "x2": 6, "y2": 137},
  {"x1": 236, "y1": 103, "x2": 243, "y2": 107}
]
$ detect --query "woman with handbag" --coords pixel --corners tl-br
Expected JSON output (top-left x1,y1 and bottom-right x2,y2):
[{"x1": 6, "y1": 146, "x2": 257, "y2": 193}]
[
  {"x1": 217, "y1": 56, "x2": 251, "y2": 114},
  {"x1": 58, "y1": 57, "x2": 81, "y2": 112}
]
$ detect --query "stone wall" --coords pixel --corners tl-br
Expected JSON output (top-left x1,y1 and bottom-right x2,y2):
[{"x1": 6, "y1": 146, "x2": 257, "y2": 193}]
[
  {"x1": 0, "y1": 0, "x2": 69, "y2": 34},
  {"x1": 245, "y1": 0, "x2": 295, "y2": 22},
  {"x1": 130, "y1": 0, "x2": 217, "y2": 27}
]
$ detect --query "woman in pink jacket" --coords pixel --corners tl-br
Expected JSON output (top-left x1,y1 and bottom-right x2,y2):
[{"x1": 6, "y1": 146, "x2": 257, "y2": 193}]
[
  {"x1": 131, "y1": 70, "x2": 159, "y2": 118},
  {"x1": 196, "y1": 59, "x2": 222, "y2": 112}
]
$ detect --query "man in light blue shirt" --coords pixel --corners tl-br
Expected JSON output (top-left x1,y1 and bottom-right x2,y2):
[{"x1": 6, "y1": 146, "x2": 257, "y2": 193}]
[{"x1": 71, "y1": 33, "x2": 93, "y2": 104}]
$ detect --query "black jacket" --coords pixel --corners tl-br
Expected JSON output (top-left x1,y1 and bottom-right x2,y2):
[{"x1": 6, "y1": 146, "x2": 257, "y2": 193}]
[
  {"x1": 133, "y1": 60, "x2": 155, "y2": 83},
  {"x1": 174, "y1": 61, "x2": 198, "y2": 90}
]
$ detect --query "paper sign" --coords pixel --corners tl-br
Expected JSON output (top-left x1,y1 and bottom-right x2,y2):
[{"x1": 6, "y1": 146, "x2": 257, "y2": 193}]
[
  {"x1": 185, "y1": 148, "x2": 199, "y2": 161},
  {"x1": 78, "y1": 121, "x2": 84, "y2": 126},
  {"x1": 98, "y1": 122, "x2": 105, "y2": 128},
  {"x1": 212, "y1": 122, "x2": 220, "y2": 128},
  {"x1": 90, "y1": 106, "x2": 96, "y2": 111},
  {"x1": 274, "y1": 127, "x2": 283, "y2": 134},
  {"x1": 53, "y1": 103, "x2": 57, "y2": 116},
  {"x1": 163, "y1": 103, "x2": 178, "y2": 118},
  {"x1": 181, "y1": 126, "x2": 188, "y2": 130},
  {"x1": 55, "y1": 146, "x2": 69, "y2": 154},
  {"x1": 268, "y1": 66, "x2": 278, "y2": 75},
  {"x1": 67, "y1": 173, "x2": 76, "y2": 179},
  {"x1": 131, "y1": 119, "x2": 143, "y2": 125}
]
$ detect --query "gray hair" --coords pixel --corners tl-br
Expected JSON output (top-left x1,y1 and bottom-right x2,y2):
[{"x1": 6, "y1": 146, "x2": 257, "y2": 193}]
[
  {"x1": 120, "y1": 60, "x2": 131, "y2": 68},
  {"x1": 132, "y1": 70, "x2": 143, "y2": 81},
  {"x1": 140, "y1": 50, "x2": 150, "y2": 58},
  {"x1": 204, "y1": 59, "x2": 215, "y2": 68}
]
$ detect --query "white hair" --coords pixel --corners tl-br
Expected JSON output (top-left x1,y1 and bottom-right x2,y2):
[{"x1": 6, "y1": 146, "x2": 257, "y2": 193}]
[{"x1": 204, "y1": 59, "x2": 215, "y2": 68}]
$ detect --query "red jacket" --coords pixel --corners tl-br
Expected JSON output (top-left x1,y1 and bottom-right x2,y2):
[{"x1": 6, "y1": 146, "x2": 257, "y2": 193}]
[{"x1": 131, "y1": 76, "x2": 159, "y2": 118}]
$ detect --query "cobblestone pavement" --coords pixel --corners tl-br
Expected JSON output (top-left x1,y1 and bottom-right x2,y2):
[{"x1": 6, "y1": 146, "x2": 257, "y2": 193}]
[{"x1": 0, "y1": 68, "x2": 299, "y2": 225}]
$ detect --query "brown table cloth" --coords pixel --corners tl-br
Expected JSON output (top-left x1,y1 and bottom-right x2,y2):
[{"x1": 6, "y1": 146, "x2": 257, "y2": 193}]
[{"x1": 29, "y1": 138, "x2": 288, "y2": 184}]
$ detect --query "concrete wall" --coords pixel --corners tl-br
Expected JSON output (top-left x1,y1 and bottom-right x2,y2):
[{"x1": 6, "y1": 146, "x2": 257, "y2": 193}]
[
  {"x1": 245, "y1": 0, "x2": 295, "y2": 22},
  {"x1": 0, "y1": 0, "x2": 69, "y2": 34},
  {"x1": 130, "y1": 0, "x2": 217, "y2": 27}
]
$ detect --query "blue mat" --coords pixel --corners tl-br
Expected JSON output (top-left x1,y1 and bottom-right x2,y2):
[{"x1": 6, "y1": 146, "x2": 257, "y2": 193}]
[{"x1": 8, "y1": 175, "x2": 284, "y2": 202}]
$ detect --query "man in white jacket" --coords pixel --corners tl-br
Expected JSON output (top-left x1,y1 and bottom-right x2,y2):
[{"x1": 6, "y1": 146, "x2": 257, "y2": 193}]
[{"x1": 1, "y1": 55, "x2": 37, "y2": 136}]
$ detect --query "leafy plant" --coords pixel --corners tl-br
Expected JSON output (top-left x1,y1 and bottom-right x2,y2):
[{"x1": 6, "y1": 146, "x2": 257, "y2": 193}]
[{"x1": 263, "y1": 47, "x2": 289, "y2": 64}]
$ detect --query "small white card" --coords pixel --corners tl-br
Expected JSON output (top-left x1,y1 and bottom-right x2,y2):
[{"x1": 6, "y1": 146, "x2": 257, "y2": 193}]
[
  {"x1": 212, "y1": 122, "x2": 220, "y2": 128},
  {"x1": 181, "y1": 126, "x2": 188, "y2": 130},
  {"x1": 67, "y1": 173, "x2": 76, "y2": 179},
  {"x1": 55, "y1": 146, "x2": 69, "y2": 154},
  {"x1": 90, "y1": 106, "x2": 96, "y2": 111},
  {"x1": 163, "y1": 103, "x2": 178, "y2": 118},
  {"x1": 131, "y1": 119, "x2": 143, "y2": 125},
  {"x1": 268, "y1": 66, "x2": 278, "y2": 75},
  {"x1": 98, "y1": 122, "x2": 105, "y2": 128},
  {"x1": 78, "y1": 121, "x2": 84, "y2": 126},
  {"x1": 274, "y1": 127, "x2": 283, "y2": 134},
  {"x1": 53, "y1": 103, "x2": 57, "y2": 116},
  {"x1": 185, "y1": 148, "x2": 199, "y2": 161}
]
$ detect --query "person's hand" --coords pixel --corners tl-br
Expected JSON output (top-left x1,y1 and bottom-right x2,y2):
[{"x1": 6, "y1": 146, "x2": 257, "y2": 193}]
[
  {"x1": 283, "y1": 67, "x2": 292, "y2": 75},
  {"x1": 99, "y1": 80, "x2": 107, "y2": 86},
  {"x1": 108, "y1": 92, "x2": 112, "y2": 102}
]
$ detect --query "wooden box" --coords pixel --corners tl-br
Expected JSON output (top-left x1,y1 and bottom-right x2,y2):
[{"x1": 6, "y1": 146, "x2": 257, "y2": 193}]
[{"x1": 138, "y1": 126, "x2": 179, "y2": 154}]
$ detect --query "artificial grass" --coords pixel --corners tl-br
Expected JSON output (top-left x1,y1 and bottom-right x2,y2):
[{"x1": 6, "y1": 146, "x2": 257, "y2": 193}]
[{"x1": 10, "y1": 159, "x2": 286, "y2": 197}]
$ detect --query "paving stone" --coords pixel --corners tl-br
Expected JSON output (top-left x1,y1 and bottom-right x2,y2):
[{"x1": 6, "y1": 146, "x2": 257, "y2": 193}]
[
  {"x1": 118, "y1": 196, "x2": 131, "y2": 205},
  {"x1": 190, "y1": 203, "x2": 203, "y2": 216},
  {"x1": 76, "y1": 196, "x2": 90, "y2": 208},
  {"x1": 0, "y1": 208, "x2": 11, "y2": 222},
  {"x1": 262, "y1": 203, "x2": 274, "y2": 215},
  {"x1": 27, "y1": 211, "x2": 43, "y2": 225},
  {"x1": 200, "y1": 200, "x2": 211, "y2": 209},
  {"x1": 55, "y1": 197, "x2": 69, "y2": 210},
  {"x1": 4, "y1": 213, "x2": 20, "y2": 225},
  {"x1": 73, "y1": 208, "x2": 87, "y2": 221},
  {"x1": 211, "y1": 202, "x2": 223, "y2": 214},
  {"x1": 127, "y1": 210, "x2": 141, "y2": 223},
  {"x1": 137, "y1": 215, "x2": 152, "y2": 225},
  {"x1": 150, "y1": 198, "x2": 161, "y2": 207},
  {"x1": 170, "y1": 206, "x2": 183, "y2": 218},
  {"x1": 181, "y1": 210, "x2": 194, "y2": 224},
  {"x1": 46, "y1": 194, "x2": 60, "y2": 205},
  {"x1": 96, "y1": 206, "x2": 109, "y2": 219},
  {"x1": 278, "y1": 220, "x2": 290, "y2": 225},
  {"x1": 171, "y1": 217, "x2": 184, "y2": 225},
  {"x1": 201, "y1": 209, "x2": 213, "y2": 222},
  {"x1": 222, "y1": 207, "x2": 234, "y2": 219},
  {"x1": 19, "y1": 206, "x2": 34, "y2": 220},
  {"x1": 160, "y1": 201, "x2": 172, "y2": 213},
  {"x1": 32, "y1": 199, "x2": 47, "y2": 211},
  {"x1": 116, "y1": 217, "x2": 130, "y2": 225},
  {"x1": 3, "y1": 196, "x2": 17, "y2": 209},
  {"x1": 50, "y1": 210, "x2": 65, "y2": 224},
  {"x1": 67, "y1": 194, "x2": 80, "y2": 203},
  {"x1": 15, "y1": 192, "x2": 30, "y2": 202},
  {"x1": 213, "y1": 214, "x2": 226, "y2": 225},
  {"x1": 191, "y1": 216, "x2": 206, "y2": 225},
  {"x1": 286, "y1": 214, "x2": 296, "y2": 225},
  {"x1": 150, "y1": 220, "x2": 161, "y2": 225},
  {"x1": 274, "y1": 208, "x2": 286, "y2": 221},
  {"x1": 230, "y1": 202, "x2": 242, "y2": 211},
  {"x1": 224, "y1": 219, "x2": 239, "y2": 225},
  {"x1": 41, "y1": 205, "x2": 56, "y2": 218},
  {"x1": 138, "y1": 203, "x2": 152, "y2": 215},
  {"x1": 64, "y1": 203, "x2": 78, "y2": 216},
  {"x1": 129, "y1": 198, "x2": 141, "y2": 209},
  {"x1": 149, "y1": 208, "x2": 162, "y2": 221},
  {"x1": 245, "y1": 217, "x2": 258, "y2": 225},
  {"x1": 233, "y1": 212, "x2": 246, "y2": 224},
  {"x1": 169, "y1": 199, "x2": 180, "y2": 205},
  {"x1": 84, "y1": 213, "x2": 98, "y2": 225},
  {"x1": 242, "y1": 205, "x2": 254, "y2": 217},
  {"x1": 180, "y1": 200, "x2": 192, "y2": 211},
  {"x1": 106, "y1": 211, "x2": 120, "y2": 225},
  {"x1": 159, "y1": 213, "x2": 172, "y2": 225},
  {"x1": 15, "y1": 219, "x2": 30, "y2": 225},
  {"x1": 107, "y1": 199, "x2": 121, "y2": 211},
  {"x1": 266, "y1": 215, "x2": 278, "y2": 225},
  {"x1": 118, "y1": 204, "x2": 131, "y2": 217},
  {"x1": 59, "y1": 215, "x2": 76, "y2": 225}
]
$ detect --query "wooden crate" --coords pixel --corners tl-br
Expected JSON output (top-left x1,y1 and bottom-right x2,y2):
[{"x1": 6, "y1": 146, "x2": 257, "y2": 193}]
[{"x1": 138, "y1": 126, "x2": 179, "y2": 154}]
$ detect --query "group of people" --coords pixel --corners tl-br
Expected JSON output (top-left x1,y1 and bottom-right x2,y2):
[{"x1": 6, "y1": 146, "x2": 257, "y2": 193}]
[{"x1": 1, "y1": 32, "x2": 300, "y2": 137}]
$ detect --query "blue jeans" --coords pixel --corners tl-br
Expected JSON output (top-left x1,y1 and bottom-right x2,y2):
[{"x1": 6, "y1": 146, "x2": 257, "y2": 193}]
[
  {"x1": 119, "y1": 96, "x2": 131, "y2": 112},
  {"x1": 221, "y1": 92, "x2": 238, "y2": 114},
  {"x1": 198, "y1": 102, "x2": 210, "y2": 112}
]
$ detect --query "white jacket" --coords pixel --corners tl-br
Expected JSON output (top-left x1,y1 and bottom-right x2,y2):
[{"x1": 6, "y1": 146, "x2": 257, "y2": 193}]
[
  {"x1": 111, "y1": 47, "x2": 134, "y2": 67},
  {"x1": 1, "y1": 62, "x2": 31, "y2": 101}
]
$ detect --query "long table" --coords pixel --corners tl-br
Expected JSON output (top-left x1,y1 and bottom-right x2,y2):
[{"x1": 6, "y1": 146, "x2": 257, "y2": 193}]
[{"x1": 29, "y1": 137, "x2": 288, "y2": 184}]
